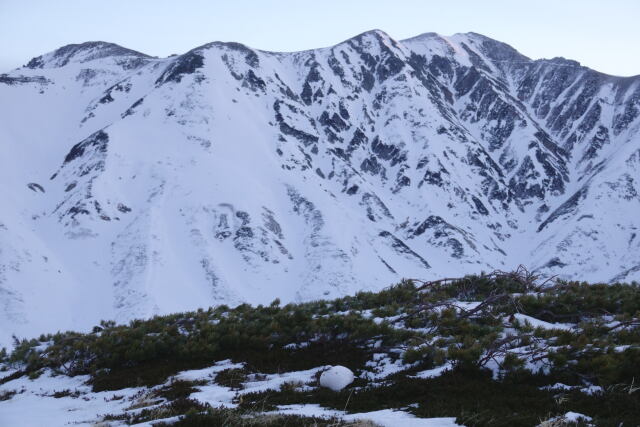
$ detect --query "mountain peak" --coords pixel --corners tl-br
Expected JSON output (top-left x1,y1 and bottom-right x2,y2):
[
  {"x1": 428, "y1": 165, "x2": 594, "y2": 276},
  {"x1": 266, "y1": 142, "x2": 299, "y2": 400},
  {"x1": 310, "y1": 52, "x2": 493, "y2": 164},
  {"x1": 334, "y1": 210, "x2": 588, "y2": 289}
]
[
  {"x1": 541, "y1": 56, "x2": 581, "y2": 67},
  {"x1": 25, "y1": 41, "x2": 151, "y2": 69},
  {"x1": 344, "y1": 28, "x2": 398, "y2": 46},
  {"x1": 450, "y1": 32, "x2": 530, "y2": 62},
  {"x1": 352, "y1": 28, "x2": 391, "y2": 39}
]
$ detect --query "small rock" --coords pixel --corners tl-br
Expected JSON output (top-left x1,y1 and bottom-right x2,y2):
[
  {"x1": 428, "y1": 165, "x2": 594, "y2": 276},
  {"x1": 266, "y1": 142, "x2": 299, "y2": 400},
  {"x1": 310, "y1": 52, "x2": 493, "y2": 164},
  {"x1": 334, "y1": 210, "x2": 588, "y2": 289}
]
[{"x1": 319, "y1": 365, "x2": 354, "y2": 391}]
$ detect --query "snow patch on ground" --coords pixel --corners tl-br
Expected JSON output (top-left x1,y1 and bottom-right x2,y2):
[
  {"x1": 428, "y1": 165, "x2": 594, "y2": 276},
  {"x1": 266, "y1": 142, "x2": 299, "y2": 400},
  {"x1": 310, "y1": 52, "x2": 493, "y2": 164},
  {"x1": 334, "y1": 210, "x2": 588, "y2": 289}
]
[
  {"x1": 274, "y1": 404, "x2": 462, "y2": 426},
  {"x1": 512, "y1": 313, "x2": 574, "y2": 331},
  {"x1": 0, "y1": 360, "x2": 466, "y2": 426},
  {"x1": 413, "y1": 362, "x2": 454, "y2": 379}
]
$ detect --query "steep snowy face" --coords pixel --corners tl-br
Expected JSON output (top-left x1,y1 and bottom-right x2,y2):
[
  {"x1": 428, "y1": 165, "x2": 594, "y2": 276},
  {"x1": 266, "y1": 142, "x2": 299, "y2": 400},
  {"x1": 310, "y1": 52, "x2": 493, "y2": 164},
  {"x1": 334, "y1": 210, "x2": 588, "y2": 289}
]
[
  {"x1": 402, "y1": 32, "x2": 640, "y2": 278},
  {"x1": 1, "y1": 31, "x2": 639, "y2": 346}
]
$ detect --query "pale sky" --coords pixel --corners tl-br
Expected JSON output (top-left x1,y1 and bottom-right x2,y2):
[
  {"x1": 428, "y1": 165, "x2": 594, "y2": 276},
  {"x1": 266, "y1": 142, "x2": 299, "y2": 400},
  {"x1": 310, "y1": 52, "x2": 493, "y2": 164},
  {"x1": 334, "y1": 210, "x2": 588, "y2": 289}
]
[{"x1": 1, "y1": 0, "x2": 639, "y2": 76}]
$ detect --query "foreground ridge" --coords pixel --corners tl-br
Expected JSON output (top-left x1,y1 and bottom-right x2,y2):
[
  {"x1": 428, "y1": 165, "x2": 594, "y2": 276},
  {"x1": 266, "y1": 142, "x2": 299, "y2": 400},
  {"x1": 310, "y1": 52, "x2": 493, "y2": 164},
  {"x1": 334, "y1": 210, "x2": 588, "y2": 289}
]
[{"x1": 1, "y1": 273, "x2": 639, "y2": 425}]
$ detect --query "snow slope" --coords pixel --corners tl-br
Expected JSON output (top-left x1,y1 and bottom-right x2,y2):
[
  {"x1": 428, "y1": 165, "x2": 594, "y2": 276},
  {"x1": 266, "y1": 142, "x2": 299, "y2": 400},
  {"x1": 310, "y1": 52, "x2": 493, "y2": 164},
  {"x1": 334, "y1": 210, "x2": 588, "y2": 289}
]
[
  {"x1": 1, "y1": 31, "x2": 639, "y2": 347},
  {"x1": 0, "y1": 362, "x2": 461, "y2": 426}
]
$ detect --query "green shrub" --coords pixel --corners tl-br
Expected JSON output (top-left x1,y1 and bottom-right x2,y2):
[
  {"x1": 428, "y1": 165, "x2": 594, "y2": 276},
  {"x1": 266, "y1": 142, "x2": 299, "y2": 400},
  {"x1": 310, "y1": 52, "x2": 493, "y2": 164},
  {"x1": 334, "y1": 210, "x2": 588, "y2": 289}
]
[{"x1": 2, "y1": 272, "x2": 638, "y2": 426}]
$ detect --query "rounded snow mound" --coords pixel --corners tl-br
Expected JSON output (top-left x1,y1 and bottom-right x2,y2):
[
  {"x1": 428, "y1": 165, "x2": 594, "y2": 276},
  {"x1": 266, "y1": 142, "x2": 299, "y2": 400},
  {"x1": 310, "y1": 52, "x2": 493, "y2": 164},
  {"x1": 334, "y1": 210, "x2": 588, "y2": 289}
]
[{"x1": 319, "y1": 365, "x2": 355, "y2": 391}]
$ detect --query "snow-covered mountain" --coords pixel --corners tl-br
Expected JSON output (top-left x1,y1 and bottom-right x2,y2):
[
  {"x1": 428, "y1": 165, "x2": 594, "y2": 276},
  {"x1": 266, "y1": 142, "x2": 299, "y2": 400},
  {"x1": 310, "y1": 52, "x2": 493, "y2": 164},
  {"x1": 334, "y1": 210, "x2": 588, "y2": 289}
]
[{"x1": 1, "y1": 31, "x2": 639, "y2": 347}]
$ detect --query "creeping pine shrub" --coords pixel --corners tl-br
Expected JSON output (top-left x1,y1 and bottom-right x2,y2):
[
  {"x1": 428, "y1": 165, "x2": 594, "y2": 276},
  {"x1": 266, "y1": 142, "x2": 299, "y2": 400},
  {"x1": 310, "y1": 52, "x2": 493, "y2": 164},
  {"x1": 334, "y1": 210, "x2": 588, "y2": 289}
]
[
  {"x1": 0, "y1": 390, "x2": 17, "y2": 401},
  {"x1": 402, "y1": 346, "x2": 445, "y2": 368},
  {"x1": 154, "y1": 407, "x2": 351, "y2": 426},
  {"x1": 3, "y1": 273, "x2": 639, "y2": 426},
  {"x1": 214, "y1": 368, "x2": 249, "y2": 390}
]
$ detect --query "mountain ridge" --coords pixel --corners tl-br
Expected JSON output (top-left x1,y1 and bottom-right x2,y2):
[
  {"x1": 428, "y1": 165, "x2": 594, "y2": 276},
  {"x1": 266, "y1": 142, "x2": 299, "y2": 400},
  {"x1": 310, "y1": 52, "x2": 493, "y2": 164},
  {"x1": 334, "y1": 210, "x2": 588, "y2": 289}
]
[
  {"x1": 15, "y1": 30, "x2": 639, "y2": 78},
  {"x1": 1, "y1": 29, "x2": 639, "y2": 348}
]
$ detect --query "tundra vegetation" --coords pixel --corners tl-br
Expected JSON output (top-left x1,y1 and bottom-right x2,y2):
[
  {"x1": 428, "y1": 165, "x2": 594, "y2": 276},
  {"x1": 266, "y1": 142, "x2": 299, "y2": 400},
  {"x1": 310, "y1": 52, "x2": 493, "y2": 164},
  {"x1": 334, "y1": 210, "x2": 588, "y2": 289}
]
[{"x1": 1, "y1": 268, "x2": 639, "y2": 426}]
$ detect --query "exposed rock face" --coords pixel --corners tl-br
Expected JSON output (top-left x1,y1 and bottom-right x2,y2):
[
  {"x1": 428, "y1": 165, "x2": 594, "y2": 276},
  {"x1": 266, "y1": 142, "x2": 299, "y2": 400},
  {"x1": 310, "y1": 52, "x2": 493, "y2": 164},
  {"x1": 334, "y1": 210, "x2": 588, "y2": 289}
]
[{"x1": 1, "y1": 30, "x2": 639, "y2": 346}]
